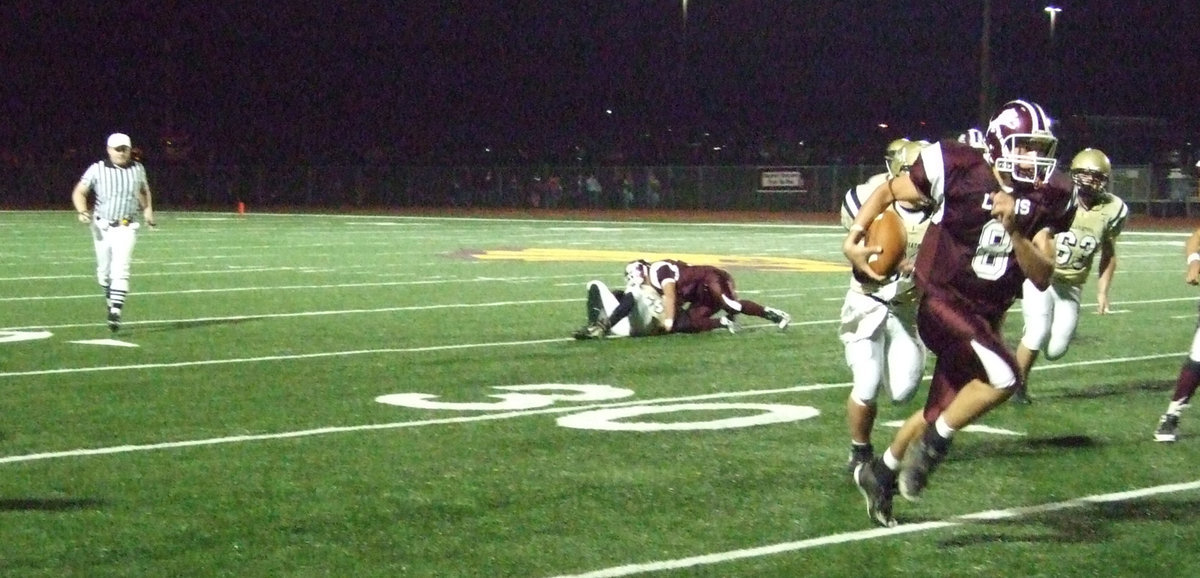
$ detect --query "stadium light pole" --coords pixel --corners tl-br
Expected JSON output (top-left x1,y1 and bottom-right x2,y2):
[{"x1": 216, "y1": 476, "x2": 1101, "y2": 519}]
[
  {"x1": 1044, "y1": 6, "x2": 1062, "y2": 41},
  {"x1": 978, "y1": 0, "x2": 993, "y2": 131},
  {"x1": 1044, "y1": 6, "x2": 1062, "y2": 109}
]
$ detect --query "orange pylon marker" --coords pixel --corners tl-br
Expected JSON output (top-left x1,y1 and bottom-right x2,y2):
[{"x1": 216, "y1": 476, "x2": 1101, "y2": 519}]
[{"x1": 237, "y1": 201, "x2": 246, "y2": 216}]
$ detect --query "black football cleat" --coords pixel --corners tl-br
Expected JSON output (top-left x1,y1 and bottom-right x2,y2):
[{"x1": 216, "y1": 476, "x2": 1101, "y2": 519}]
[
  {"x1": 107, "y1": 308, "x2": 122, "y2": 333},
  {"x1": 1010, "y1": 386, "x2": 1033, "y2": 405},
  {"x1": 764, "y1": 307, "x2": 791, "y2": 330},
  {"x1": 1154, "y1": 413, "x2": 1180, "y2": 442},
  {"x1": 853, "y1": 458, "x2": 897, "y2": 528},
  {"x1": 899, "y1": 430, "x2": 951, "y2": 502},
  {"x1": 846, "y1": 443, "x2": 874, "y2": 476}
]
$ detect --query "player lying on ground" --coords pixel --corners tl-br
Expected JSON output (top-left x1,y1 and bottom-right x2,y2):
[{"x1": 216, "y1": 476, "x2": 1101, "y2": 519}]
[{"x1": 573, "y1": 259, "x2": 790, "y2": 339}]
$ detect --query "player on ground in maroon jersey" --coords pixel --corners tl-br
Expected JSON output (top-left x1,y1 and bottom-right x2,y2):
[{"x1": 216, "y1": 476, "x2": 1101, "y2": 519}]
[{"x1": 576, "y1": 259, "x2": 791, "y2": 337}]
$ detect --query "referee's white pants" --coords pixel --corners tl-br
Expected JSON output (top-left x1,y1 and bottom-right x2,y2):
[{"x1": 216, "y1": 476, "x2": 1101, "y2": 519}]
[{"x1": 92, "y1": 219, "x2": 139, "y2": 293}]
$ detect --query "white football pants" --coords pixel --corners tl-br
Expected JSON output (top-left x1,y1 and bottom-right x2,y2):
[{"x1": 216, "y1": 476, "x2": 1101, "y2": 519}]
[
  {"x1": 587, "y1": 280, "x2": 659, "y2": 337},
  {"x1": 1019, "y1": 278, "x2": 1082, "y2": 360},
  {"x1": 839, "y1": 290, "x2": 926, "y2": 404},
  {"x1": 92, "y1": 219, "x2": 139, "y2": 294}
]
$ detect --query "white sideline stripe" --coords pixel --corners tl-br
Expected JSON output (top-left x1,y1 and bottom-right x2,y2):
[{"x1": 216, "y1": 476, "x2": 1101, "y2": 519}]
[
  {"x1": 0, "y1": 381, "x2": 854, "y2": 464},
  {"x1": 550, "y1": 480, "x2": 1200, "y2": 578},
  {"x1": 0, "y1": 266, "x2": 298, "y2": 282},
  {"x1": 0, "y1": 328, "x2": 1180, "y2": 379},
  {"x1": 0, "y1": 275, "x2": 593, "y2": 303},
  {"x1": 0, "y1": 298, "x2": 578, "y2": 333},
  {"x1": 0, "y1": 336, "x2": 569, "y2": 377},
  {"x1": 5, "y1": 291, "x2": 1190, "y2": 332}
]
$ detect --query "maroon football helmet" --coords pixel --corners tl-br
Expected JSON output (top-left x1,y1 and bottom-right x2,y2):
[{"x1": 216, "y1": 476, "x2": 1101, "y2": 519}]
[
  {"x1": 985, "y1": 100, "x2": 1058, "y2": 185},
  {"x1": 624, "y1": 260, "x2": 650, "y2": 286}
]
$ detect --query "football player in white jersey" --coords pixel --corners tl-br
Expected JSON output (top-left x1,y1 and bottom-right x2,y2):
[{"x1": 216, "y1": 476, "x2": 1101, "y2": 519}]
[
  {"x1": 850, "y1": 139, "x2": 912, "y2": 202},
  {"x1": 1012, "y1": 148, "x2": 1128, "y2": 403},
  {"x1": 573, "y1": 265, "x2": 668, "y2": 339},
  {"x1": 839, "y1": 139, "x2": 933, "y2": 474}
]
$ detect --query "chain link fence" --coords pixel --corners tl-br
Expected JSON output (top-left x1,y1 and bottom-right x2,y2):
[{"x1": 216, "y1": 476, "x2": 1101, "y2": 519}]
[{"x1": 1, "y1": 162, "x2": 1174, "y2": 214}]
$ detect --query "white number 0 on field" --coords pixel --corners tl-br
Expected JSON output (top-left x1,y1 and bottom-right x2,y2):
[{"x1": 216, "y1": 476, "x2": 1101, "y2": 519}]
[{"x1": 375, "y1": 384, "x2": 820, "y2": 432}]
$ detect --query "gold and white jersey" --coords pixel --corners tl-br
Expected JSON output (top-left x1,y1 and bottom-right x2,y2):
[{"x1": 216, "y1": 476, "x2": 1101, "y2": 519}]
[{"x1": 1052, "y1": 194, "x2": 1128, "y2": 286}]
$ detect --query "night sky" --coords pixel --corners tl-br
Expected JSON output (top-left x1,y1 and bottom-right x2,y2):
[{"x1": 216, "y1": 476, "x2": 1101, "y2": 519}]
[{"x1": 3, "y1": 1, "x2": 1199, "y2": 162}]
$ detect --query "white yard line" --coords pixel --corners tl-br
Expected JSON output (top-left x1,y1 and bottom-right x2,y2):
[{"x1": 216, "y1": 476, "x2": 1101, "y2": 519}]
[
  {"x1": 0, "y1": 277, "x2": 590, "y2": 303},
  {"x1": 0, "y1": 298, "x2": 579, "y2": 332},
  {"x1": 549, "y1": 479, "x2": 1200, "y2": 578},
  {"x1": 0, "y1": 266, "x2": 300, "y2": 281},
  {"x1": 4, "y1": 292, "x2": 1196, "y2": 331}
]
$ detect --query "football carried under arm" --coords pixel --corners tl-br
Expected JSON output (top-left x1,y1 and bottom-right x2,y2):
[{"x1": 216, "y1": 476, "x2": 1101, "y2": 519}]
[
  {"x1": 843, "y1": 174, "x2": 920, "y2": 281},
  {"x1": 863, "y1": 209, "x2": 907, "y2": 278}
]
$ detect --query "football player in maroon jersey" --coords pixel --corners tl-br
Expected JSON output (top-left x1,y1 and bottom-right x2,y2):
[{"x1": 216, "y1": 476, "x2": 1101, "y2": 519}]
[
  {"x1": 1153, "y1": 226, "x2": 1200, "y2": 442},
  {"x1": 842, "y1": 100, "x2": 1077, "y2": 527},
  {"x1": 575, "y1": 259, "x2": 791, "y2": 338}
]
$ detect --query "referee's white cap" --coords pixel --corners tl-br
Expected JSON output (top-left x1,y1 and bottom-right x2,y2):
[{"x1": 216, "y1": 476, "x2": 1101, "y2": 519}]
[{"x1": 107, "y1": 133, "x2": 132, "y2": 148}]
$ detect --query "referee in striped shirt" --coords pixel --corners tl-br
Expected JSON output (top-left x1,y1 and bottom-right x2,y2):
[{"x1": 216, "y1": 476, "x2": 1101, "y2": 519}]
[{"x1": 71, "y1": 133, "x2": 156, "y2": 332}]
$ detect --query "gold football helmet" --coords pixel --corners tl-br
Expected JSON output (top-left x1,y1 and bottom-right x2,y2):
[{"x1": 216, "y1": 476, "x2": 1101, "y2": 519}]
[
  {"x1": 1070, "y1": 148, "x2": 1111, "y2": 201},
  {"x1": 898, "y1": 140, "x2": 926, "y2": 174},
  {"x1": 885, "y1": 138, "x2": 912, "y2": 178}
]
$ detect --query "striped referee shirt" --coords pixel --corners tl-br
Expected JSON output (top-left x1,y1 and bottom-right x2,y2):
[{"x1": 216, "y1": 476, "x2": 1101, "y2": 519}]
[{"x1": 80, "y1": 160, "x2": 148, "y2": 222}]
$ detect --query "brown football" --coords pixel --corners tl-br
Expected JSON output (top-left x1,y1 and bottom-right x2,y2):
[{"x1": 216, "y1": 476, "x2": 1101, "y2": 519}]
[{"x1": 864, "y1": 209, "x2": 907, "y2": 277}]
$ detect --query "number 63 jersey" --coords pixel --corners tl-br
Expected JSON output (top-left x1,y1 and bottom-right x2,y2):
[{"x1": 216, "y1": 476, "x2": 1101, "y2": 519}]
[
  {"x1": 1052, "y1": 195, "x2": 1128, "y2": 286},
  {"x1": 907, "y1": 140, "x2": 1077, "y2": 318}
]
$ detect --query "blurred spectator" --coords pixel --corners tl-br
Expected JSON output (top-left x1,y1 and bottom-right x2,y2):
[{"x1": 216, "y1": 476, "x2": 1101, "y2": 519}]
[
  {"x1": 572, "y1": 173, "x2": 586, "y2": 208},
  {"x1": 481, "y1": 170, "x2": 496, "y2": 205},
  {"x1": 505, "y1": 175, "x2": 523, "y2": 207},
  {"x1": 528, "y1": 175, "x2": 543, "y2": 208},
  {"x1": 620, "y1": 171, "x2": 634, "y2": 209},
  {"x1": 644, "y1": 169, "x2": 662, "y2": 209},
  {"x1": 450, "y1": 174, "x2": 465, "y2": 207},
  {"x1": 546, "y1": 174, "x2": 563, "y2": 209},
  {"x1": 1168, "y1": 167, "x2": 1191, "y2": 201},
  {"x1": 585, "y1": 173, "x2": 603, "y2": 208},
  {"x1": 1195, "y1": 159, "x2": 1200, "y2": 197}
]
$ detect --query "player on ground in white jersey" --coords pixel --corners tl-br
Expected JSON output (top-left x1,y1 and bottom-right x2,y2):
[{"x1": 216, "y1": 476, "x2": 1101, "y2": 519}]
[
  {"x1": 573, "y1": 274, "x2": 669, "y2": 339},
  {"x1": 1012, "y1": 148, "x2": 1128, "y2": 403},
  {"x1": 71, "y1": 133, "x2": 156, "y2": 332},
  {"x1": 839, "y1": 139, "x2": 933, "y2": 474}
]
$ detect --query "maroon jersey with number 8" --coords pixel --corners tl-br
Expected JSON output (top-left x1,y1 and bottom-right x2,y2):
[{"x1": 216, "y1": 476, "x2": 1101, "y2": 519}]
[{"x1": 908, "y1": 140, "x2": 1076, "y2": 318}]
